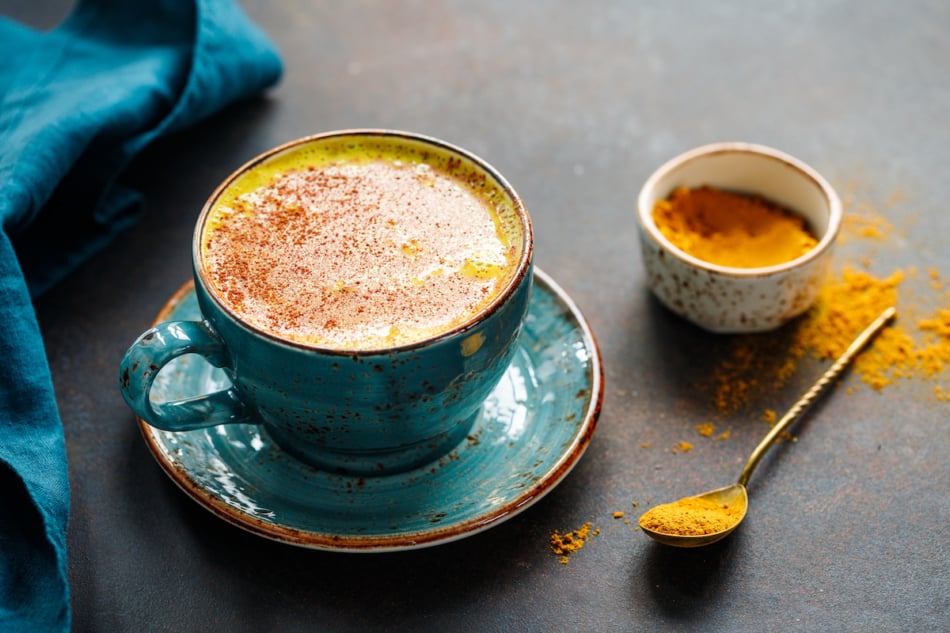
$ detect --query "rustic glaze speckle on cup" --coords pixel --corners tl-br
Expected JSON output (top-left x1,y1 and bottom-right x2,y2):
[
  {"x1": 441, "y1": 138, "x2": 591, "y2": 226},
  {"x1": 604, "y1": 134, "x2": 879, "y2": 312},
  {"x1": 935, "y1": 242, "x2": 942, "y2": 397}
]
[
  {"x1": 636, "y1": 142, "x2": 842, "y2": 333},
  {"x1": 119, "y1": 130, "x2": 533, "y2": 476}
]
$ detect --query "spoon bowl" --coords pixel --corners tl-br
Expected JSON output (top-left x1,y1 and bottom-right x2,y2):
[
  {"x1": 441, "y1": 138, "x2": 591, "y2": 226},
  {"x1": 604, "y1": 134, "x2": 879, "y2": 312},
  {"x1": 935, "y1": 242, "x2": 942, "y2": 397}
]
[
  {"x1": 638, "y1": 484, "x2": 748, "y2": 548},
  {"x1": 639, "y1": 306, "x2": 896, "y2": 548}
]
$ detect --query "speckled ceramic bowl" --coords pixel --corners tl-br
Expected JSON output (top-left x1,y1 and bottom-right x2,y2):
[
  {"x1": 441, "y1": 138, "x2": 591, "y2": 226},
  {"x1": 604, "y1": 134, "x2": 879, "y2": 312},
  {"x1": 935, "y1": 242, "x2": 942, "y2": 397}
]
[{"x1": 636, "y1": 142, "x2": 842, "y2": 333}]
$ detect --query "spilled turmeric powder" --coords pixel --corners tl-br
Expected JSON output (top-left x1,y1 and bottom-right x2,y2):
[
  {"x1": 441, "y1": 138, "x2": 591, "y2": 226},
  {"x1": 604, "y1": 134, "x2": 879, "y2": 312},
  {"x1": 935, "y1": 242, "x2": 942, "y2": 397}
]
[
  {"x1": 709, "y1": 266, "x2": 949, "y2": 413},
  {"x1": 638, "y1": 496, "x2": 743, "y2": 536},
  {"x1": 704, "y1": 185, "x2": 948, "y2": 415},
  {"x1": 549, "y1": 522, "x2": 596, "y2": 564},
  {"x1": 839, "y1": 209, "x2": 894, "y2": 242},
  {"x1": 652, "y1": 186, "x2": 818, "y2": 268}
]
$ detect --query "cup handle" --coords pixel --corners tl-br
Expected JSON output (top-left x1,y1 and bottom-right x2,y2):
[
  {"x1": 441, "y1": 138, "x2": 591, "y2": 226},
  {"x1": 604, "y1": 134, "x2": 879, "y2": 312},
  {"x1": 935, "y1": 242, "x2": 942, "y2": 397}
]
[{"x1": 118, "y1": 320, "x2": 253, "y2": 431}]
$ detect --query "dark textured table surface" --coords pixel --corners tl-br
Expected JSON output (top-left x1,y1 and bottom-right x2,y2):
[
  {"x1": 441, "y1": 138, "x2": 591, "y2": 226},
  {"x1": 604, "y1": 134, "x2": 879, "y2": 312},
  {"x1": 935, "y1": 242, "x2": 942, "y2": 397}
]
[{"x1": 11, "y1": 1, "x2": 949, "y2": 631}]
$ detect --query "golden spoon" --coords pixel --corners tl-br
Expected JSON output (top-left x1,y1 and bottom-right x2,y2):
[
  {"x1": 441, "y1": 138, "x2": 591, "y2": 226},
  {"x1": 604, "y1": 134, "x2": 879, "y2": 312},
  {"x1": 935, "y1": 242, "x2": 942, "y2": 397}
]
[{"x1": 639, "y1": 306, "x2": 897, "y2": 548}]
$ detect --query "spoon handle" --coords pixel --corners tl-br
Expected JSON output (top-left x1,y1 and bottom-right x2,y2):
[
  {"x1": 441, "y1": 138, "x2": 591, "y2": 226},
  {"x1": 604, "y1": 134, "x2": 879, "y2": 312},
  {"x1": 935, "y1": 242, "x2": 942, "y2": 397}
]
[{"x1": 736, "y1": 306, "x2": 897, "y2": 487}]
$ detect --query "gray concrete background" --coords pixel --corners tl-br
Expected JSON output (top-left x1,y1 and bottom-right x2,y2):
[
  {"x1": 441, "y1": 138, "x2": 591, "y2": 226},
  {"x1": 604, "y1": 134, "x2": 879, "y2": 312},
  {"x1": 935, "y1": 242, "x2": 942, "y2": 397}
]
[{"x1": 11, "y1": 1, "x2": 948, "y2": 631}]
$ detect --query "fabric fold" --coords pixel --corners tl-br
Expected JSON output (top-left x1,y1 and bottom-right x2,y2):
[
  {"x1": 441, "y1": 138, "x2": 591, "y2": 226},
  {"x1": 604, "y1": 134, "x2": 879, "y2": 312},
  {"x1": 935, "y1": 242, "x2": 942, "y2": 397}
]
[{"x1": 0, "y1": 1, "x2": 282, "y2": 630}]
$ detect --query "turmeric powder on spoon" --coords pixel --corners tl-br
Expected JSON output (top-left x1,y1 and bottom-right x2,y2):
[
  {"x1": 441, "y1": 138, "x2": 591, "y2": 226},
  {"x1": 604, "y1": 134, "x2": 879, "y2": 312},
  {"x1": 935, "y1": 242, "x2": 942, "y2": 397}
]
[{"x1": 639, "y1": 496, "x2": 743, "y2": 536}]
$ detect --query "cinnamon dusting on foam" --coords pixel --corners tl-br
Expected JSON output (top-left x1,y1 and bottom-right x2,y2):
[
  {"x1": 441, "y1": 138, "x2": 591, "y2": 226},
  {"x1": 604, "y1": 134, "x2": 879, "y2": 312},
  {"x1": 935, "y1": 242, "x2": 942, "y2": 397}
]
[{"x1": 201, "y1": 138, "x2": 522, "y2": 350}]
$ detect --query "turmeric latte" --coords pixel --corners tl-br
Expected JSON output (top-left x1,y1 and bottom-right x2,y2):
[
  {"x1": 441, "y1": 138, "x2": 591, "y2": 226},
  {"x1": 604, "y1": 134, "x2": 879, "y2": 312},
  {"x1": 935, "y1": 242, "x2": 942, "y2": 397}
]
[
  {"x1": 200, "y1": 136, "x2": 524, "y2": 350},
  {"x1": 652, "y1": 186, "x2": 818, "y2": 268}
]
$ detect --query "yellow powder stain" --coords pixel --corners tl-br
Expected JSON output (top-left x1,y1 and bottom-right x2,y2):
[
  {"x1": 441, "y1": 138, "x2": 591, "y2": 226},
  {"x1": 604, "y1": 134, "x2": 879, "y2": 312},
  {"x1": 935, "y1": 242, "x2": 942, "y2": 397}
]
[
  {"x1": 885, "y1": 188, "x2": 907, "y2": 206},
  {"x1": 460, "y1": 332, "x2": 485, "y2": 357},
  {"x1": 550, "y1": 522, "x2": 594, "y2": 564},
  {"x1": 716, "y1": 428, "x2": 732, "y2": 440},
  {"x1": 612, "y1": 511, "x2": 625, "y2": 519},
  {"x1": 762, "y1": 407, "x2": 796, "y2": 442},
  {"x1": 799, "y1": 268, "x2": 903, "y2": 361},
  {"x1": 708, "y1": 263, "x2": 949, "y2": 413},
  {"x1": 711, "y1": 345, "x2": 760, "y2": 414},
  {"x1": 841, "y1": 212, "x2": 893, "y2": 241},
  {"x1": 400, "y1": 238, "x2": 421, "y2": 256},
  {"x1": 695, "y1": 423, "x2": 715, "y2": 437},
  {"x1": 673, "y1": 441, "x2": 693, "y2": 454}
]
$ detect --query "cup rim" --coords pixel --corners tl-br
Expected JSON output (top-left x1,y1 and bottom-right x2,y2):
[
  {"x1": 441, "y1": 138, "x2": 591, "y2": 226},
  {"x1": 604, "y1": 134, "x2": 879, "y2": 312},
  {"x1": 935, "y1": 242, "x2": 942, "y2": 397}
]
[
  {"x1": 637, "y1": 141, "x2": 842, "y2": 278},
  {"x1": 192, "y1": 128, "x2": 534, "y2": 355}
]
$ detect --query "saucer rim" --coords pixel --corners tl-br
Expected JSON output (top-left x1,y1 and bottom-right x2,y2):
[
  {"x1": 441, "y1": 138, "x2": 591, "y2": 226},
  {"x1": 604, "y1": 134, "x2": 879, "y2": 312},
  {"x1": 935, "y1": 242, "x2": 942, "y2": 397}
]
[{"x1": 137, "y1": 267, "x2": 603, "y2": 552}]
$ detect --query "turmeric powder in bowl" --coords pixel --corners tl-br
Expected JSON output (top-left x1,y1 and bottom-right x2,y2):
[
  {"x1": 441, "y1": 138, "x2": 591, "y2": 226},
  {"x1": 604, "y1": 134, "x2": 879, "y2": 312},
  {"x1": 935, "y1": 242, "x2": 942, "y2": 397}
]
[{"x1": 653, "y1": 186, "x2": 819, "y2": 269}]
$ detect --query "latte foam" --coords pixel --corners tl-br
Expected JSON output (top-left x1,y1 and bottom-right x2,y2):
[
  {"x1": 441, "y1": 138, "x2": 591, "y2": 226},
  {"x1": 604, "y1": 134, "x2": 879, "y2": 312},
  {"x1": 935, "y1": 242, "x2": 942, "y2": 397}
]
[{"x1": 200, "y1": 136, "x2": 524, "y2": 350}]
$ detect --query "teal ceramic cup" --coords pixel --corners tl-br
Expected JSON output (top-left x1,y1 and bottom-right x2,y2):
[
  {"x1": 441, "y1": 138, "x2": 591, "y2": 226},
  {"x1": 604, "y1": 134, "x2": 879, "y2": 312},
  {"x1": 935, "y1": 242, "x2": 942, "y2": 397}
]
[{"x1": 119, "y1": 130, "x2": 534, "y2": 475}]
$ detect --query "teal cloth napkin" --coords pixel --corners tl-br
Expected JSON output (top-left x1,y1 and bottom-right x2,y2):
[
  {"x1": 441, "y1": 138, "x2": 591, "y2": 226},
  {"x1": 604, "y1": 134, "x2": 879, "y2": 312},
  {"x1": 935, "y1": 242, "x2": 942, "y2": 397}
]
[{"x1": 0, "y1": 1, "x2": 282, "y2": 630}]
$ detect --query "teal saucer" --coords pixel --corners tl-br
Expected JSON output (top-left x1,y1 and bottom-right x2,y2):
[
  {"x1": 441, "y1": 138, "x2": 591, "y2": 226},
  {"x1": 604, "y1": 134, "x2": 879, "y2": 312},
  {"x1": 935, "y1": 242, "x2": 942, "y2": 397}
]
[{"x1": 139, "y1": 268, "x2": 603, "y2": 551}]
